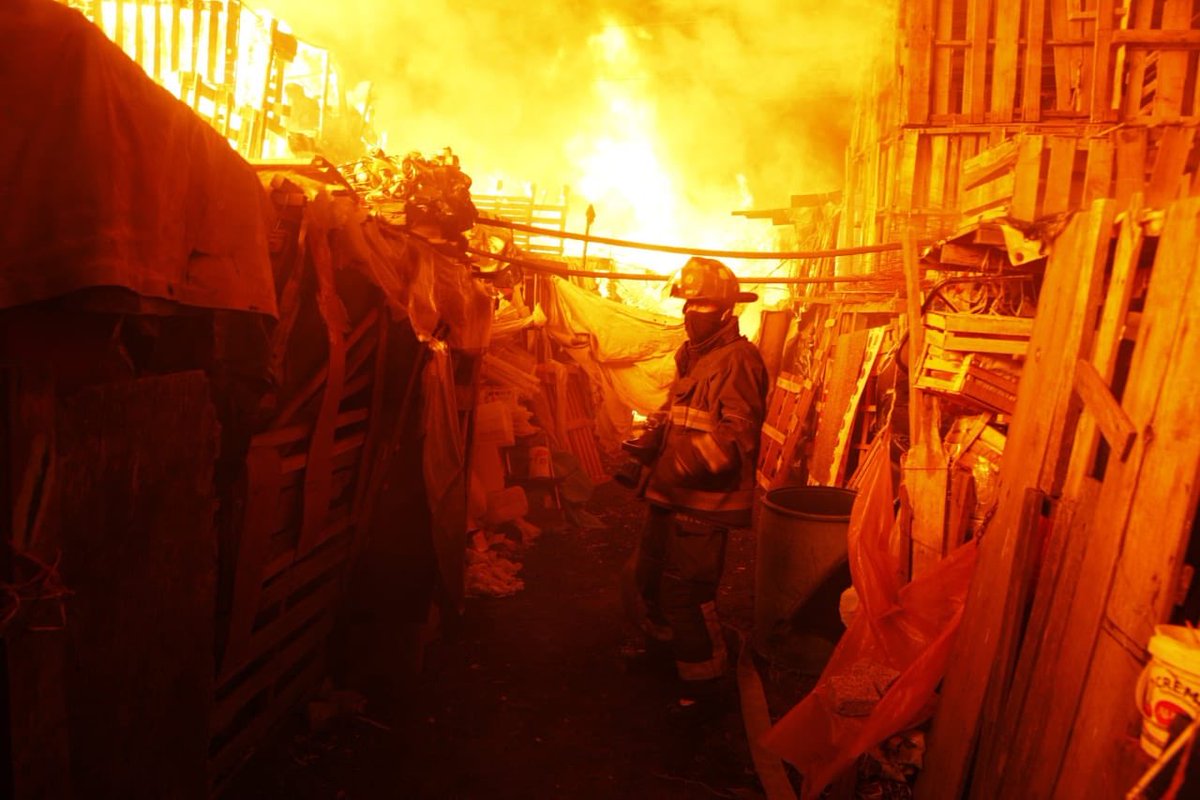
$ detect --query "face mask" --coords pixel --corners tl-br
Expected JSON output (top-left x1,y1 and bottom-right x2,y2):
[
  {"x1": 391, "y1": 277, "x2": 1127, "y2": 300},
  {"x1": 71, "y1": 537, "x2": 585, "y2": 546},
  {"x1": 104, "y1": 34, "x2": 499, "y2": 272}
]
[{"x1": 684, "y1": 309, "x2": 726, "y2": 343}]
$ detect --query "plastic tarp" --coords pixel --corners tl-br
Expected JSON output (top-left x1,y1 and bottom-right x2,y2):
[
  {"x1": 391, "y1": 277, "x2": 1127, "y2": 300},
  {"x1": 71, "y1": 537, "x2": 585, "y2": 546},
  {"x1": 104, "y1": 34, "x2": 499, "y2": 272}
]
[
  {"x1": 544, "y1": 276, "x2": 684, "y2": 426},
  {"x1": 0, "y1": 0, "x2": 275, "y2": 315},
  {"x1": 762, "y1": 435, "x2": 978, "y2": 798}
]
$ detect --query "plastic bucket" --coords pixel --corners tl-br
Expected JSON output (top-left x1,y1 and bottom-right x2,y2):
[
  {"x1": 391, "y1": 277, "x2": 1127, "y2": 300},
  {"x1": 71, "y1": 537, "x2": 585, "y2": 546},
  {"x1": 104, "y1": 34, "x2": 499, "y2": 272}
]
[
  {"x1": 754, "y1": 486, "x2": 857, "y2": 665},
  {"x1": 1135, "y1": 624, "x2": 1200, "y2": 757}
]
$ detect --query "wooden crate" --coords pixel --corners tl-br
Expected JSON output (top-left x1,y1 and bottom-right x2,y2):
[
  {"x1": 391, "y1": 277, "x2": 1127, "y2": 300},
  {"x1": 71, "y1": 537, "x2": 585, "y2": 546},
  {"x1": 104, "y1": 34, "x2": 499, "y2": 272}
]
[
  {"x1": 925, "y1": 311, "x2": 1033, "y2": 356},
  {"x1": 915, "y1": 345, "x2": 1020, "y2": 414}
]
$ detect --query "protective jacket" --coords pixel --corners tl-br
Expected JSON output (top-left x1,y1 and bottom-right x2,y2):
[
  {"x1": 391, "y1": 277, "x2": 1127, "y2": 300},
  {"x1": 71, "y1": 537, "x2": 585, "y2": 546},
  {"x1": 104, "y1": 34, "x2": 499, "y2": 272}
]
[{"x1": 643, "y1": 318, "x2": 768, "y2": 528}]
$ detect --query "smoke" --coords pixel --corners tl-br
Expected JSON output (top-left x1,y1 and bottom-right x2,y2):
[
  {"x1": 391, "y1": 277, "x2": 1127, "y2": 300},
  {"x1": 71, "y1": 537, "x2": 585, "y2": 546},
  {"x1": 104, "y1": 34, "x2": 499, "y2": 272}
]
[{"x1": 257, "y1": 0, "x2": 894, "y2": 237}]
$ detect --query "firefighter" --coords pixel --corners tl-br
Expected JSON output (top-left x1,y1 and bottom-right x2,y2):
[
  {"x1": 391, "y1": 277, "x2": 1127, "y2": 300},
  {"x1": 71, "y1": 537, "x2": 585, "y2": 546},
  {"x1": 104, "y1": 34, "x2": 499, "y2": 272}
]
[{"x1": 621, "y1": 256, "x2": 768, "y2": 717}]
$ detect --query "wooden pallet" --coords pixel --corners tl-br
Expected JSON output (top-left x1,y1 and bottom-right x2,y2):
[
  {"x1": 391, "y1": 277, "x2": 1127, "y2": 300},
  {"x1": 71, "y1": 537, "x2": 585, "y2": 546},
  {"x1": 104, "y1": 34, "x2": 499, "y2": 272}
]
[
  {"x1": 756, "y1": 371, "x2": 817, "y2": 490},
  {"x1": 537, "y1": 361, "x2": 606, "y2": 484},
  {"x1": 915, "y1": 345, "x2": 1020, "y2": 415},
  {"x1": 473, "y1": 194, "x2": 569, "y2": 257},
  {"x1": 903, "y1": 0, "x2": 1200, "y2": 126}
]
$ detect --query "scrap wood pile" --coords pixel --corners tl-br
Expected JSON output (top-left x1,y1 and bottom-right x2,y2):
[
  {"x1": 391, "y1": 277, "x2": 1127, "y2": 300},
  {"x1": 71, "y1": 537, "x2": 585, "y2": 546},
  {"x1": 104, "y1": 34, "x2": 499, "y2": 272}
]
[
  {"x1": 463, "y1": 302, "x2": 609, "y2": 598},
  {"x1": 753, "y1": 218, "x2": 1060, "y2": 799},
  {"x1": 337, "y1": 146, "x2": 478, "y2": 245},
  {"x1": 758, "y1": 197, "x2": 1200, "y2": 798}
]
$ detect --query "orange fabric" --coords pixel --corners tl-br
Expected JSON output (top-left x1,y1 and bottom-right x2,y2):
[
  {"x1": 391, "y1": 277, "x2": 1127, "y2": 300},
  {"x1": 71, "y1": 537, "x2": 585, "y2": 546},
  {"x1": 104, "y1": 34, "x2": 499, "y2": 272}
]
[
  {"x1": 762, "y1": 437, "x2": 978, "y2": 799},
  {"x1": 0, "y1": 0, "x2": 275, "y2": 316}
]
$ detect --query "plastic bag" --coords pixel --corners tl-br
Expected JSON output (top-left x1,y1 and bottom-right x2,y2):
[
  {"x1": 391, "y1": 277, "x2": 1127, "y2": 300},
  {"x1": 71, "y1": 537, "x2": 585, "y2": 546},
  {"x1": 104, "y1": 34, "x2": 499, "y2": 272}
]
[{"x1": 762, "y1": 431, "x2": 978, "y2": 799}]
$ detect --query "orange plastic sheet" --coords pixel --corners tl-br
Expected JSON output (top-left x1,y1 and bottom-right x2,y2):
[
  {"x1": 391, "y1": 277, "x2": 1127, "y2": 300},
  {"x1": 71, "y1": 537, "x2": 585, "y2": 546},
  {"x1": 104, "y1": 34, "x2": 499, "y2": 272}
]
[
  {"x1": 762, "y1": 434, "x2": 978, "y2": 799},
  {"x1": 0, "y1": 0, "x2": 275, "y2": 316}
]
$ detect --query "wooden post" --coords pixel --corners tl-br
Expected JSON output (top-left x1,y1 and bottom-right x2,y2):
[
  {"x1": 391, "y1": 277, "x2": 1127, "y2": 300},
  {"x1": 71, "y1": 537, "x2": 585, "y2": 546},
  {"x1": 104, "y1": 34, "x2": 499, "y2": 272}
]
[
  {"x1": 190, "y1": 0, "x2": 201, "y2": 77},
  {"x1": 1023, "y1": 0, "x2": 1047, "y2": 120},
  {"x1": 133, "y1": 0, "x2": 145, "y2": 68},
  {"x1": 964, "y1": 0, "x2": 990, "y2": 122},
  {"x1": 1090, "y1": 0, "x2": 1116, "y2": 121},
  {"x1": 206, "y1": 0, "x2": 219, "y2": 81},
  {"x1": 901, "y1": 227, "x2": 947, "y2": 578},
  {"x1": 114, "y1": 0, "x2": 125, "y2": 51},
  {"x1": 153, "y1": 0, "x2": 163, "y2": 80},
  {"x1": 991, "y1": 0, "x2": 1021, "y2": 121},
  {"x1": 1155, "y1": 0, "x2": 1192, "y2": 118},
  {"x1": 905, "y1": 0, "x2": 934, "y2": 125},
  {"x1": 170, "y1": 0, "x2": 181, "y2": 73}
]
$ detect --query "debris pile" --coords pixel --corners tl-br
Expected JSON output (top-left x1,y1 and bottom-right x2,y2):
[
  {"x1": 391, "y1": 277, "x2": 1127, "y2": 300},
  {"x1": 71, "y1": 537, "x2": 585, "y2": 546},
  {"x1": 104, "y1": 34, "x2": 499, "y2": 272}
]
[{"x1": 338, "y1": 147, "x2": 477, "y2": 241}]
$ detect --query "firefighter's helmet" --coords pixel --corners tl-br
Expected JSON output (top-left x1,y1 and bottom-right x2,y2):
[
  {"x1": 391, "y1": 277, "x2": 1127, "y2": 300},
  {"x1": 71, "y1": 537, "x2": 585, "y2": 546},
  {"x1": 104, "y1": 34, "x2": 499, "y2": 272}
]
[{"x1": 669, "y1": 257, "x2": 758, "y2": 305}]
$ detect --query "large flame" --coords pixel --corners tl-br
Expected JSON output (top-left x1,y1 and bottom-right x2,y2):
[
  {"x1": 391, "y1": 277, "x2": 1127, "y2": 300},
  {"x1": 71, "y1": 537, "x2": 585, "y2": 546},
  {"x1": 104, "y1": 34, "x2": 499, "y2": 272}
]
[{"x1": 81, "y1": 0, "x2": 894, "y2": 329}]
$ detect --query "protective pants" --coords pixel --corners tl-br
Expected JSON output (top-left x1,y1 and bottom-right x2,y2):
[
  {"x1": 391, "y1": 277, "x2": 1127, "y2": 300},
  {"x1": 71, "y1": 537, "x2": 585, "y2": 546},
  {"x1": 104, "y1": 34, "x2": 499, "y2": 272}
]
[{"x1": 630, "y1": 504, "x2": 729, "y2": 682}]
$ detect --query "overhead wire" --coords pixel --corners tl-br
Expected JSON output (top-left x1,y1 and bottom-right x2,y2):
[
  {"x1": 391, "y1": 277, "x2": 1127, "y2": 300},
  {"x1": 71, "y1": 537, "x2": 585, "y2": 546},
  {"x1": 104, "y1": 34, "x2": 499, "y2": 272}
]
[{"x1": 473, "y1": 216, "x2": 904, "y2": 260}]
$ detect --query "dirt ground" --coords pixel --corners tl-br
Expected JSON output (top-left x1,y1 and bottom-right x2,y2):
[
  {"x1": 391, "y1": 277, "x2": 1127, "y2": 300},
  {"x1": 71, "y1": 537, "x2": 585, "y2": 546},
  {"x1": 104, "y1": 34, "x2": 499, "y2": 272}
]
[{"x1": 224, "y1": 477, "x2": 820, "y2": 800}]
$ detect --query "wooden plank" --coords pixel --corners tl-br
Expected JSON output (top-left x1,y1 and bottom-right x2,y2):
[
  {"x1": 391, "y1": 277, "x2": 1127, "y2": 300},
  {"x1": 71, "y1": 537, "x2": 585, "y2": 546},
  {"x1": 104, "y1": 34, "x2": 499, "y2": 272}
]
[
  {"x1": 1121, "y1": 0, "x2": 1156, "y2": 117},
  {"x1": 963, "y1": 486, "x2": 1048, "y2": 800},
  {"x1": 114, "y1": 0, "x2": 125, "y2": 48},
  {"x1": 809, "y1": 330, "x2": 870, "y2": 486},
  {"x1": 1090, "y1": 0, "x2": 1116, "y2": 121},
  {"x1": 57, "y1": 373, "x2": 217, "y2": 799},
  {"x1": 1146, "y1": 126, "x2": 1195, "y2": 209},
  {"x1": 905, "y1": 0, "x2": 935, "y2": 125},
  {"x1": 964, "y1": 0, "x2": 991, "y2": 122},
  {"x1": 898, "y1": 129, "x2": 921, "y2": 213},
  {"x1": 1154, "y1": 0, "x2": 1193, "y2": 118},
  {"x1": 1114, "y1": 126, "x2": 1148, "y2": 209},
  {"x1": 961, "y1": 171, "x2": 1016, "y2": 216},
  {"x1": 211, "y1": 613, "x2": 333, "y2": 737},
  {"x1": 259, "y1": 535, "x2": 350, "y2": 610},
  {"x1": 945, "y1": 134, "x2": 963, "y2": 207},
  {"x1": 210, "y1": 654, "x2": 324, "y2": 784},
  {"x1": 918, "y1": 202, "x2": 1114, "y2": 800},
  {"x1": 170, "y1": 0, "x2": 181, "y2": 73},
  {"x1": 1010, "y1": 134, "x2": 1045, "y2": 221},
  {"x1": 1082, "y1": 135, "x2": 1115, "y2": 201},
  {"x1": 1073, "y1": 359, "x2": 1135, "y2": 460},
  {"x1": 1048, "y1": 0, "x2": 1074, "y2": 110},
  {"x1": 941, "y1": 333, "x2": 1029, "y2": 355},
  {"x1": 1023, "y1": 0, "x2": 1048, "y2": 120},
  {"x1": 977, "y1": 485, "x2": 1096, "y2": 799},
  {"x1": 224, "y1": 0, "x2": 241, "y2": 93},
  {"x1": 1063, "y1": 192, "x2": 1144, "y2": 496},
  {"x1": 933, "y1": 313, "x2": 1035, "y2": 337},
  {"x1": 1042, "y1": 135, "x2": 1077, "y2": 215},
  {"x1": 933, "y1": 0, "x2": 954, "y2": 115},
  {"x1": 206, "y1": 0, "x2": 219, "y2": 80},
  {"x1": 991, "y1": 0, "x2": 1021, "y2": 121},
  {"x1": 190, "y1": 0, "x2": 201, "y2": 76},
  {"x1": 961, "y1": 137, "x2": 1020, "y2": 190},
  {"x1": 219, "y1": 445, "x2": 284, "y2": 678},
  {"x1": 1113, "y1": 29, "x2": 1200, "y2": 48},
  {"x1": 4, "y1": 366, "x2": 72, "y2": 800},
  {"x1": 1053, "y1": 198, "x2": 1200, "y2": 798},
  {"x1": 928, "y1": 135, "x2": 949, "y2": 208},
  {"x1": 241, "y1": 580, "x2": 339, "y2": 669},
  {"x1": 134, "y1": 0, "x2": 144, "y2": 66}
]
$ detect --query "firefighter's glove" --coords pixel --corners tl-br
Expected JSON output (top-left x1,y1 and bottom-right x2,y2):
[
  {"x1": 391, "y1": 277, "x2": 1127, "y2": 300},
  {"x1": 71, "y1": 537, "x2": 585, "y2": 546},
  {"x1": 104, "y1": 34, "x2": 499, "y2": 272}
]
[{"x1": 621, "y1": 421, "x2": 666, "y2": 466}]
